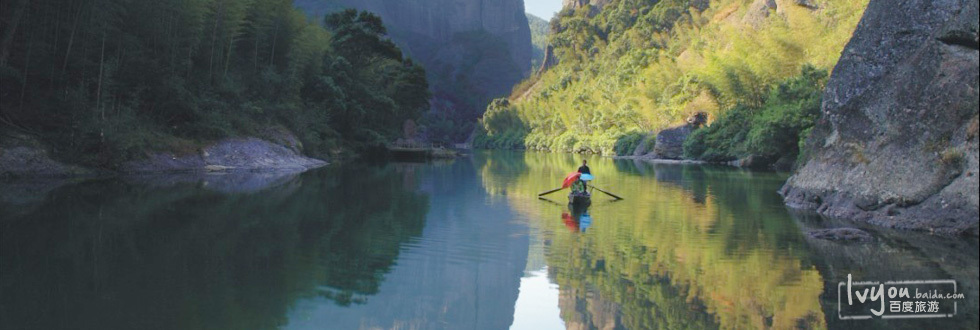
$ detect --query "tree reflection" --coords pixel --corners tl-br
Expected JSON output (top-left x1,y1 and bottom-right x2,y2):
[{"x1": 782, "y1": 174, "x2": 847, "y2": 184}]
[
  {"x1": 478, "y1": 151, "x2": 825, "y2": 329},
  {"x1": 0, "y1": 165, "x2": 428, "y2": 329}
]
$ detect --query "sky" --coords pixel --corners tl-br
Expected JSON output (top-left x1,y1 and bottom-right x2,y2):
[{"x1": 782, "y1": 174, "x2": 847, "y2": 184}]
[{"x1": 525, "y1": 0, "x2": 563, "y2": 20}]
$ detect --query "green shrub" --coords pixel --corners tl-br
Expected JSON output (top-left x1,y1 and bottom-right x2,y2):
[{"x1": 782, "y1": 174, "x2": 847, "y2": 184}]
[
  {"x1": 683, "y1": 66, "x2": 826, "y2": 164},
  {"x1": 613, "y1": 131, "x2": 645, "y2": 156}
]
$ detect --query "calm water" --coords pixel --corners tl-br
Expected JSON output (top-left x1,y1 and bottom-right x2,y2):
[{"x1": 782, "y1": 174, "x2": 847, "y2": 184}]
[{"x1": 1, "y1": 151, "x2": 977, "y2": 329}]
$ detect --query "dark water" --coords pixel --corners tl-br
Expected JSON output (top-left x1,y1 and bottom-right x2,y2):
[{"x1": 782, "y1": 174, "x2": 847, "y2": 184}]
[{"x1": 1, "y1": 151, "x2": 977, "y2": 329}]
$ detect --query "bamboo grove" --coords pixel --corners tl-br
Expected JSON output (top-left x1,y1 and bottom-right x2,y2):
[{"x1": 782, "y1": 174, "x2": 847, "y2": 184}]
[{"x1": 0, "y1": 0, "x2": 429, "y2": 165}]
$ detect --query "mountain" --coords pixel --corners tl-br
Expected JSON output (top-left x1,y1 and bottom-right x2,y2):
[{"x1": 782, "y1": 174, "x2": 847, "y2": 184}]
[
  {"x1": 295, "y1": 0, "x2": 533, "y2": 142},
  {"x1": 781, "y1": 0, "x2": 979, "y2": 235}
]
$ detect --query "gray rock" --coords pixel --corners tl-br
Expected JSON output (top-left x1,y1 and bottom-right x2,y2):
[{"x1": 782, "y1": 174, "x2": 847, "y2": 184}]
[
  {"x1": 650, "y1": 113, "x2": 706, "y2": 160},
  {"x1": 782, "y1": 0, "x2": 980, "y2": 236},
  {"x1": 630, "y1": 133, "x2": 654, "y2": 157},
  {"x1": 651, "y1": 125, "x2": 693, "y2": 160},
  {"x1": 122, "y1": 136, "x2": 327, "y2": 173},
  {"x1": 807, "y1": 227, "x2": 873, "y2": 242}
]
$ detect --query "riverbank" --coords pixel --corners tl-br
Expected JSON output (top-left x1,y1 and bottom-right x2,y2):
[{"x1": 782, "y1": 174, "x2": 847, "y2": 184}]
[{"x1": 1, "y1": 131, "x2": 327, "y2": 179}]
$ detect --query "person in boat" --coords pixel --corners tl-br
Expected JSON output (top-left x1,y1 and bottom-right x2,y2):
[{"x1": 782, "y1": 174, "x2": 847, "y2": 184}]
[
  {"x1": 571, "y1": 160, "x2": 591, "y2": 195},
  {"x1": 571, "y1": 177, "x2": 586, "y2": 194},
  {"x1": 577, "y1": 160, "x2": 591, "y2": 175}
]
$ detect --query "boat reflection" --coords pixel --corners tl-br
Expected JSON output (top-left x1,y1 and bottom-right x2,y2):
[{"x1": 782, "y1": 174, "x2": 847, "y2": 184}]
[{"x1": 561, "y1": 205, "x2": 593, "y2": 233}]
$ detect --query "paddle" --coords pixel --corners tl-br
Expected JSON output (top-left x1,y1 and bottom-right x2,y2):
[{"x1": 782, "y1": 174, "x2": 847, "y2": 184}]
[
  {"x1": 588, "y1": 184, "x2": 623, "y2": 200},
  {"x1": 538, "y1": 187, "x2": 565, "y2": 197},
  {"x1": 537, "y1": 196, "x2": 564, "y2": 206}
]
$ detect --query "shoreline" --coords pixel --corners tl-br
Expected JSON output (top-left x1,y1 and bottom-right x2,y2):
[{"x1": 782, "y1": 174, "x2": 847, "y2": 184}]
[{"x1": 1, "y1": 133, "x2": 328, "y2": 180}]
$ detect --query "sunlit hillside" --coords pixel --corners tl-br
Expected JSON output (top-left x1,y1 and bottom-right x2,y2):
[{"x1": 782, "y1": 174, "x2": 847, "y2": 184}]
[{"x1": 477, "y1": 0, "x2": 868, "y2": 155}]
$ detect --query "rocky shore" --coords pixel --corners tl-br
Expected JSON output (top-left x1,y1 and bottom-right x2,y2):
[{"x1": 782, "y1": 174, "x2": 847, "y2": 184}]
[{"x1": 1, "y1": 131, "x2": 327, "y2": 179}]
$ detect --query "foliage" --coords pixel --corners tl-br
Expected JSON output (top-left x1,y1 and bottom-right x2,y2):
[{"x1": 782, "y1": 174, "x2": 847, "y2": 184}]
[
  {"x1": 473, "y1": 98, "x2": 528, "y2": 149},
  {"x1": 683, "y1": 65, "x2": 827, "y2": 162},
  {"x1": 0, "y1": 1, "x2": 428, "y2": 166},
  {"x1": 478, "y1": 0, "x2": 867, "y2": 156},
  {"x1": 613, "y1": 130, "x2": 645, "y2": 156},
  {"x1": 527, "y1": 13, "x2": 550, "y2": 70}
]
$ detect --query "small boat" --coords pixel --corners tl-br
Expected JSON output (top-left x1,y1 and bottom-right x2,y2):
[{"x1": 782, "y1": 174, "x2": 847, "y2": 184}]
[{"x1": 568, "y1": 191, "x2": 591, "y2": 207}]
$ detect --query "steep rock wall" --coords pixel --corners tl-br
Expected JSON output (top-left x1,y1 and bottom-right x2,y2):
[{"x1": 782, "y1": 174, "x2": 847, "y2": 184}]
[{"x1": 781, "y1": 0, "x2": 979, "y2": 235}]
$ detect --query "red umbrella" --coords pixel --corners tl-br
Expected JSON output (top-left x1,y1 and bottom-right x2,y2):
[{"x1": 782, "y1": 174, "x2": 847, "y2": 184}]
[{"x1": 561, "y1": 172, "x2": 581, "y2": 189}]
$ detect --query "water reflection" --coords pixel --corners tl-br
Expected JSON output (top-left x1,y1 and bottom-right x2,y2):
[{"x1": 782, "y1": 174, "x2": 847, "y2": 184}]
[
  {"x1": 511, "y1": 267, "x2": 564, "y2": 330},
  {"x1": 479, "y1": 151, "x2": 977, "y2": 330},
  {"x1": 2, "y1": 151, "x2": 976, "y2": 330},
  {"x1": 561, "y1": 208, "x2": 592, "y2": 233},
  {"x1": 1, "y1": 165, "x2": 429, "y2": 329},
  {"x1": 284, "y1": 159, "x2": 528, "y2": 329}
]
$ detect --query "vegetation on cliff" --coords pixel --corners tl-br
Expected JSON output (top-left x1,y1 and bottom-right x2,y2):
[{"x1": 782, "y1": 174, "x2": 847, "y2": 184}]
[
  {"x1": 0, "y1": 1, "x2": 428, "y2": 167},
  {"x1": 476, "y1": 0, "x2": 867, "y2": 157},
  {"x1": 683, "y1": 65, "x2": 826, "y2": 164},
  {"x1": 528, "y1": 13, "x2": 550, "y2": 70}
]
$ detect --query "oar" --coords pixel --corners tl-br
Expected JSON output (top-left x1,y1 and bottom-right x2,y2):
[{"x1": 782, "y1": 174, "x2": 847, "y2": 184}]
[
  {"x1": 588, "y1": 184, "x2": 623, "y2": 200},
  {"x1": 538, "y1": 187, "x2": 564, "y2": 197},
  {"x1": 537, "y1": 196, "x2": 564, "y2": 206}
]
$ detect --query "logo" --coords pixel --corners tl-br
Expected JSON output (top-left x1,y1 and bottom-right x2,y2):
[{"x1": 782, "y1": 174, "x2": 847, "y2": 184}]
[{"x1": 838, "y1": 274, "x2": 965, "y2": 320}]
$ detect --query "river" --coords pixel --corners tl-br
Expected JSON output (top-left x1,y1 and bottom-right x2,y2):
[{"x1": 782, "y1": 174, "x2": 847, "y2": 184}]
[{"x1": 1, "y1": 151, "x2": 977, "y2": 329}]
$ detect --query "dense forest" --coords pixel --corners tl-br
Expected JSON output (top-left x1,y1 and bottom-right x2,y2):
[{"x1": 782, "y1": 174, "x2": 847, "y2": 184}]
[
  {"x1": 476, "y1": 0, "x2": 867, "y2": 163},
  {"x1": 0, "y1": 0, "x2": 428, "y2": 167}
]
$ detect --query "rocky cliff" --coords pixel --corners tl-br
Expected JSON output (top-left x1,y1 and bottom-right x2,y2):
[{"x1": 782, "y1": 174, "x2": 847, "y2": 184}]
[
  {"x1": 296, "y1": 0, "x2": 533, "y2": 129},
  {"x1": 781, "y1": 0, "x2": 979, "y2": 235}
]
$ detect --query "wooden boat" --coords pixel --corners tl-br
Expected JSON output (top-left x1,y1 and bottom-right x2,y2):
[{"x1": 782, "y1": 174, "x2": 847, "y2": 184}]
[{"x1": 568, "y1": 191, "x2": 591, "y2": 207}]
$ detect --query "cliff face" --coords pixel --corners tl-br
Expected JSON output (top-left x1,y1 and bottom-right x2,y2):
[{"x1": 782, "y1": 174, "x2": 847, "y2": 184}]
[
  {"x1": 781, "y1": 0, "x2": 979, "y2": 235},
  {"x1": 296, "y1": 0, "x2": 533, "y2": 127}
]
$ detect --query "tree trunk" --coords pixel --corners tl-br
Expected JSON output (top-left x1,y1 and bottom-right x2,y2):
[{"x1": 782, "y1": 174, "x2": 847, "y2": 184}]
[
  {"x1": 268, "y1": 19, "x2": 279, "y2": 67},
  {"x1": 62, "y1": 0, "x2": 86, "y2": 74},
  {"x1": 223, "y1": 35, "x2": 235, "y2": 79},
  {"x1": 96, "y1": 26, "x2": 106, "y2": 127},
  {"x1": 208, "y1": 0, "x2": 224, "y2": 85},
  {"x1": 0, "y1": 0, "x2": 29, "y2": 67},
  {"x1": 19, "y1": 31, "x2": 33, "y2": 111}
]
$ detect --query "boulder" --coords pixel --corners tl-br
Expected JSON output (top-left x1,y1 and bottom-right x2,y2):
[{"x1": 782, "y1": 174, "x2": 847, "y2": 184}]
[
  {"x1": 651, "y1": 125, "x2": 693, "y2": 160},
  {"x1": 781, "y1": 0, "x2": 979, "y2": 235},
  {"x1": 650, "y1": 112, "x2": 707, "y2": 160},
  {"x1": 631, "y1": 133, "x2": 655, "y2": 157}
]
